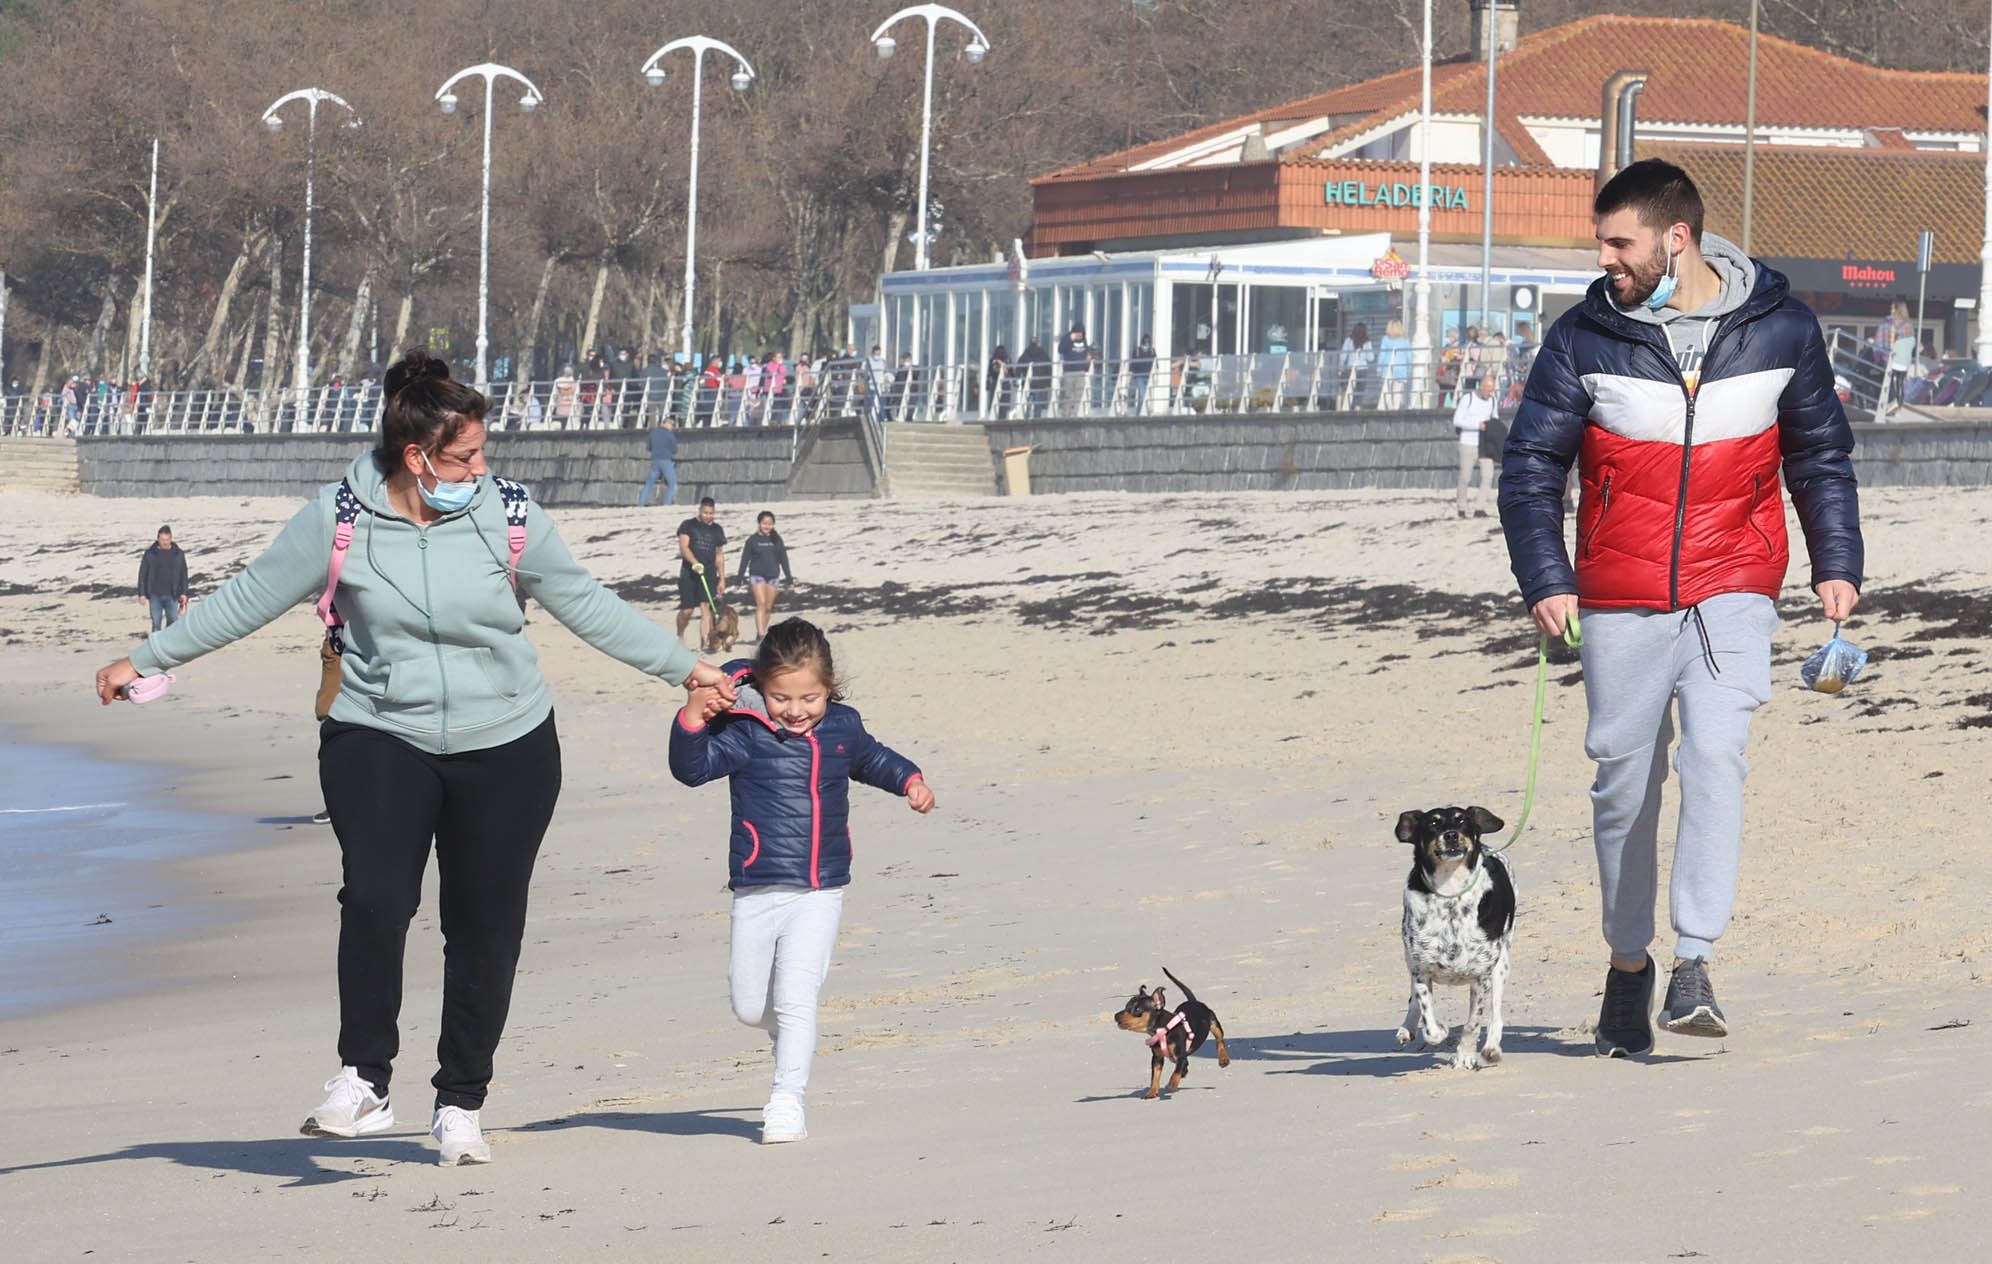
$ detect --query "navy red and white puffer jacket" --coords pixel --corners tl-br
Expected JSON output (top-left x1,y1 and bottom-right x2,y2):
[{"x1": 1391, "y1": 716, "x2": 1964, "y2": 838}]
[
  {"x1": 1499, "y1": 261, "x2": 1863, "y2": 612},
  {"x1": 668, "y1": 662, "x2": 922, "y2": 890}
]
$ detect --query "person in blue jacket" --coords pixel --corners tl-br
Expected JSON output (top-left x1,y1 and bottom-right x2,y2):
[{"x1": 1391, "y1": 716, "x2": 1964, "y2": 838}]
[{"x1": 669, "y1": 618, "x2": 935, "y2": 1143}]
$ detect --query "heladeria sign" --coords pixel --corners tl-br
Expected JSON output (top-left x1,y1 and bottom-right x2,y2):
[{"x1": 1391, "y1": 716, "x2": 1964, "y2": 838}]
[{"x1": 1325, "y1": 179, "x2": 1471, "y2": 210}]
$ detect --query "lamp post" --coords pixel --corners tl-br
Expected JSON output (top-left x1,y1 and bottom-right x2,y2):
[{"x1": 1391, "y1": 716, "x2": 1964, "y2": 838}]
[
  {"x1": 263, "y1": 89, "x2": 359, "y2": 419},
  {"x1": 1478, "y1": 0, "x2": 1501, "y2": 333},
  {"x1": 139, "y1": 137, "x2": 159, "y2": 383},
  {"x1": 1741, "y1": 0, "x2": 1759, "y2": 255},
  {"x1": 1412, "y1": 0, "x2": 1433, "y2": 401},
  {"x1": 641, "y1": 37, "x2": 755, "y2": 364},
  {"x1": 873, "y1": 4, "x2": 991, "y2": 365},
  {"x1": 436, "y1": 63, "x2": 544, "y2": 390},
  {"x1": 1978, "y1": 0, "x2": 1992, "y2": 363}
]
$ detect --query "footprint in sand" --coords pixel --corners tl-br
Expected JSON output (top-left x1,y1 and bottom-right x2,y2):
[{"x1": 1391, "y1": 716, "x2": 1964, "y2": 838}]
[
  {"x1": 1389, "y1": 1153, "x2": 1460, "y2": 1172},
  {"x1": 1370, "y1": 1206, "x2": 1435, "y2": 1223}
]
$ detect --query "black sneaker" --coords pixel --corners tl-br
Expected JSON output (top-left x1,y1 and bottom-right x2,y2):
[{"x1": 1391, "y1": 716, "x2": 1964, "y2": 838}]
[
  {"x1": 311, "y1": 809, "x2": 332, "y2": 825},
  {"x1": 1595, "y1": 954, "x2": 1656, "y2": 1057},
  {"x1": 1659, "y1": 958, "x2": 1728, "y2": 1038}
]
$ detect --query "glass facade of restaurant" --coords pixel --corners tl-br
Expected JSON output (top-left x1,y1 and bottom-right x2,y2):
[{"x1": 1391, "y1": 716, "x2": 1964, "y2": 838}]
[{"x1": 861, "y1": 235, "x2": 1599, "y2": 417}]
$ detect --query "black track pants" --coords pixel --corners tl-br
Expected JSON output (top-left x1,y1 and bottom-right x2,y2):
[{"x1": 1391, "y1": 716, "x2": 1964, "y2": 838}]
[{"x1": 318, "y1": 713, "x2": 562, "y2": 1110}]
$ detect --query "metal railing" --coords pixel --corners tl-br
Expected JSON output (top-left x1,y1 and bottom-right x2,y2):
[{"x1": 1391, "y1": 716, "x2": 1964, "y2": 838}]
[
  {"x1": 0, "y1": 345, "x2": 1540, "y2": 440},
  {"x1": 1826, "y1": 328, "x2": 1889, "y2": 414}
]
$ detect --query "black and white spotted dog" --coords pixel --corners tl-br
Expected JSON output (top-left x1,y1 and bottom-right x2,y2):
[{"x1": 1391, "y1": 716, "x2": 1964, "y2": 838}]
[{"x1": 1393, "y1": 806, "x2": 1515, "y2": 1070}]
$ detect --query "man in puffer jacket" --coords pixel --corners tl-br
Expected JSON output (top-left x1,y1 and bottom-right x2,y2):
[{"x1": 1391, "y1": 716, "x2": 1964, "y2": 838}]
[{"x1": 1499, "y1": 159, "x2": 1863, "y2": 1059}]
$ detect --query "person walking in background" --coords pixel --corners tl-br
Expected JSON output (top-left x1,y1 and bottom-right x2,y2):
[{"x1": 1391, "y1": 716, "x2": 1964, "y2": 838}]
[
  {"x1": 1376, "y1": 319, "x2": 1412, "y2": 410},
  {"x1": 1057, "y1": 322, "x2": 1090, "y2": 415},
  {"x1": 985, "y1": 343, "x2": 1011, "y2": 419},
  {"x1": 676, "y1": 496, "x2": 728, "y2": 651},
  {"x1": 1017, "y1": 336, "x2": 1051, "y2": 418},
  {"x1": 1453, "y1": 372, "x2": 1499, "y2": 517},
  {"x1": 137, "y1": 524, "x2": 190, "y2": 630},
  {"x1": 550, "y1": 365, "x2": 578, "y2": 430},
  {"x1": 1500, "y1": 158, "x2": 1863, "y2": 1058},
  {"x1": 640, "y1": 417, "x2": 680, "y2": 507},
  {"x1": 94, "y1": 349, "x2": 736, "y2": 1165},
  {"x1": 1128, "y1": 334, "x2": 1156, "y2": 416},
  {"x1": 736, "y1": 510, "x2": 794, "y2": 643},
  {"x1": 764, "y1": 351, "x2": 790, "y2": 423}
]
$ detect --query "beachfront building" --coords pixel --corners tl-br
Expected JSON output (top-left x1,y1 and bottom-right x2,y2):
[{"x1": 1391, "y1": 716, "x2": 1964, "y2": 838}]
[{"x1": 866, "y1": 4, "x2": 1990, "y2": 414}]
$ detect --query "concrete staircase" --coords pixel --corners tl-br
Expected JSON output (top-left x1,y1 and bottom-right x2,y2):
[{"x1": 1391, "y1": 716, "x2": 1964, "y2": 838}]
[
  {"x1": 0, "y1": 438, "x2": 80, "y2": 494},
  {"x1": 882, "y1": 423, "x2": 996, "y2": 498}
]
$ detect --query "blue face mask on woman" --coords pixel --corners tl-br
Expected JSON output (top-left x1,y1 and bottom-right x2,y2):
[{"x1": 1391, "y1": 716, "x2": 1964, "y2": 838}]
[{"x1": 419, "y1": 450, "x2": 478, "y2": 513}]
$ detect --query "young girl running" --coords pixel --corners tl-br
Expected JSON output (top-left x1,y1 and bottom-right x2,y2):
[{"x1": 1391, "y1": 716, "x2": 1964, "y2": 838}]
[{"x1": 669, "y1": 618, "x2": 935, "y2": 1143}]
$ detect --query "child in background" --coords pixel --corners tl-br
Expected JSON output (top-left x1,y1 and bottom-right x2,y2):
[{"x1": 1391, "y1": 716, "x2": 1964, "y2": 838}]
[{"x1": 669, "y1": 618, "x2": 935, "y2": 1143}]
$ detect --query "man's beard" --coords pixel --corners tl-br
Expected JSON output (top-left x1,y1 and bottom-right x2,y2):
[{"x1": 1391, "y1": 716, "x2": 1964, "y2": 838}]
[{"x1": 1611, "y1": 248, "x2": 1668, "y2": 306}]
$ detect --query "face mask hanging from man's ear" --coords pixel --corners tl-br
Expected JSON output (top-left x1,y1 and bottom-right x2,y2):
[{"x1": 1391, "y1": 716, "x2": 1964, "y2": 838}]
[{"x1": 1644, "y1": 235, "x2": 1681, "y2": 310}]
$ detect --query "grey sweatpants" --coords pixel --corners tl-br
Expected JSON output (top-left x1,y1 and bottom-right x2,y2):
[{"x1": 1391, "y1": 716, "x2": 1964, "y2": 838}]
[{"x1": 1578, "y1": 592, "x2": 1778, "y2": 963}]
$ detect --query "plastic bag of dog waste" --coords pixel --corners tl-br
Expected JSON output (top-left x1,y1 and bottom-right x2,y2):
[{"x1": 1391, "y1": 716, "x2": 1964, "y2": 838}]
[{"x1": 1800, "y1": 626, "x2": 1868, "y2": 694}]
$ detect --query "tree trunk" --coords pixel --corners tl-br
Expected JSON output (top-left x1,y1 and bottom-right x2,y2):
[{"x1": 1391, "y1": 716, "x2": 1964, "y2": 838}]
[
  {"x1": 260, "y1": 240, "x2": 285, "y2": 392},
  {"x1": 228, "y1": 320, "x2": 255, "y2": 394},
  {"x1": 519, "y1": 253, "x2": 560, "y2": 383},
  {"x1": 85, "y1": 280, "x2": 121, "y2": 377},
  {"x1": 335, "y1": 265, "x2": 375, "y2": 379},
  {"x1": 193, "y1": 230, "x2": 259, "y2": 385},
  {"x1": 29, "y1": 318, "x2": 57, "y2": 396},
  {"x1": 882, "y1": 209, "x2": 909, "y2": 277},
  {"x1": 635, "y1": 270, "x2": 661, "y2": 357},
  {"x1": 578, "y1": 251, "x2": 612, "y2": 366},
  {"x1": 119, "y1": 287, "x2": 142, "y2": 384},
  {"x1": 391, "y1": 287, "x2": 415, "y2": 354}
]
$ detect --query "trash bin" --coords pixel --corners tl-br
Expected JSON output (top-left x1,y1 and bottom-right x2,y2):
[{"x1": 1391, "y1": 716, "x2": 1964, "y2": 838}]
[{"x1": 1002, "y1": 445, "x2": 1033, "y2": 496}]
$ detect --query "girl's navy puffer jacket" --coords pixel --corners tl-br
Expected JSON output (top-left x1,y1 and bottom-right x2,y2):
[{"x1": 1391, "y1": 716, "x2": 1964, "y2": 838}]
[{"x1": 668, "y1": 664, "x2": 922, "y2": 890}]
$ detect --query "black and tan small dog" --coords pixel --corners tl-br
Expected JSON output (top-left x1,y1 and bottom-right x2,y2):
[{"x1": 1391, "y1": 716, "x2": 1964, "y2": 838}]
[
  {"x1": 705, "y1": 601, "x2": 740, "y2": 654},
  {"x1": 1394, "y1": 806, "x2": 1515, "y2": 1071},
  {"x1": 1113, "y1": 967, "x2": 1231, "y2": 1099}
]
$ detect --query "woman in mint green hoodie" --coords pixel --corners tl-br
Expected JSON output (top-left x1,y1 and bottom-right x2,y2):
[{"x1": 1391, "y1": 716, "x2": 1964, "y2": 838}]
[{"x1": 94, "y1": 350, "x2": 736, "y2": 1167}]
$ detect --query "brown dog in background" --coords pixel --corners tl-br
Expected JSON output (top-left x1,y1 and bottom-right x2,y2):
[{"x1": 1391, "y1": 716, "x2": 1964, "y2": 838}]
[{"x1": 706, "y1": 601, "x2": 740, "y2": 654}]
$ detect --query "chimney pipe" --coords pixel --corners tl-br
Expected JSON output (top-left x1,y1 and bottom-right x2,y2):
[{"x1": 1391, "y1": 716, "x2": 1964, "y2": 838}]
[{"x1": 1598, "y1": 69, "x2": 1651, "y2": 192}]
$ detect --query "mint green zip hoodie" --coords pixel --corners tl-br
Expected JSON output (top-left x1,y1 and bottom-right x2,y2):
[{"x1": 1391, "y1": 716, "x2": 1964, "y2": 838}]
[{"x1": 129, "y1": 452, "x2": 700, "y2": 755}]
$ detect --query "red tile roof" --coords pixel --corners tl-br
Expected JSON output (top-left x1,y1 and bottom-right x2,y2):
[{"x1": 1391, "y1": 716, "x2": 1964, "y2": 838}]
[
  {"x1": 1637, "y1": 141, "x2": 1986, "y2": 266},
  {"x1": 1042, "y1": 16, "x2": 1986, "y2": 183}
]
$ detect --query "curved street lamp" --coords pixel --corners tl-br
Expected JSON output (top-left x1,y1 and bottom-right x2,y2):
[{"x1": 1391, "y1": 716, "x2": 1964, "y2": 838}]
[
  {"x1": 641, "y1": 36, "x2": 755, "y2": 363},
  {"x1": 263, "y1": 88, "x2": 360, "y2": 417},
  {"x1": 435, "y1": 63, "x2": 545, "y2": 389},
  {"x1": 871, "y1": 4, "x2": 991, "y2": 273}
]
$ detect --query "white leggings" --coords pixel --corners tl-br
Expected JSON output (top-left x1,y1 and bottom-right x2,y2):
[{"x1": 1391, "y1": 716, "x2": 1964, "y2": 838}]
[{"x1": 728, "y1": 886, "x2": 844, "y2": 1101}]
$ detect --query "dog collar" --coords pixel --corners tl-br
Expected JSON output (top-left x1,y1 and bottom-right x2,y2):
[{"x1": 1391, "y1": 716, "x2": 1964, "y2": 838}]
[
  {"x1": 1423, "y1": 862, "x2": 1483, "y2": 902},
  {"x1": 1146, "y1": 1010, "x2": 1189, "y2": 1050}
]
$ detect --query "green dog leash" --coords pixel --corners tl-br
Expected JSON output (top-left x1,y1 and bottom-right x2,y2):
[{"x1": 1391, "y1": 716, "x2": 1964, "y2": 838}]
[
  {"x1": 695, "y1": 566, "x2": 722, "y2": 618},
  {"x1": 1487, "y1": 612, "x2": 1583, "y2": 855}
]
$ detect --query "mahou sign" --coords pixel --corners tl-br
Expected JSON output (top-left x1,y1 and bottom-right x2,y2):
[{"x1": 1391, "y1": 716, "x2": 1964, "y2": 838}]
[{"x1": 1841, "y1": 263, "x2": 1898, "y2": 289}]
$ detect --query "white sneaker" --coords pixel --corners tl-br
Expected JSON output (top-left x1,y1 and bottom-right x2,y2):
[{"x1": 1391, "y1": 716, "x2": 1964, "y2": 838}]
[
  {"x1": 300, "y1": 1066, "x2": 394, "y2": 1138},
  {"x1": 761, "y1": 1096, "x2": 807, "y2": 1144},
  {"x1": 431, "y1": 1105, "x2": 493, "y2": 1166}
]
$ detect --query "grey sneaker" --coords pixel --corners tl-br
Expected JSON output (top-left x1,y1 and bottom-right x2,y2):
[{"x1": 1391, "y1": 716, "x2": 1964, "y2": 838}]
[
  {"x1": 1594, "y1": 954, "x2": 1655, "y2": 1057},
  {"x1": 1659, "y1": 958, "x2": 1728, "y2": 1038}
]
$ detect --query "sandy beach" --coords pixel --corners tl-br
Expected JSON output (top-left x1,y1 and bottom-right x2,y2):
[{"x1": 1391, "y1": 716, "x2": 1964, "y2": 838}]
[{"x1": 0, "y1": 483, "x2": 1987, "y2": 1262}]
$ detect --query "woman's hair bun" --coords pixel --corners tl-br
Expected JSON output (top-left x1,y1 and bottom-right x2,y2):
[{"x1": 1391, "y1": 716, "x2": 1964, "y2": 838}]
[{"x1": 384, "y1": 348, "x2": 452, "y2": 398}]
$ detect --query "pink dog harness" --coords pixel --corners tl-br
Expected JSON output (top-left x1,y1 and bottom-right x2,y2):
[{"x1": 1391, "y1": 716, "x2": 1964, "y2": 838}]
[{"x1": 1147, "y1": 1010, "x2": 1190, "y2": 1052}]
